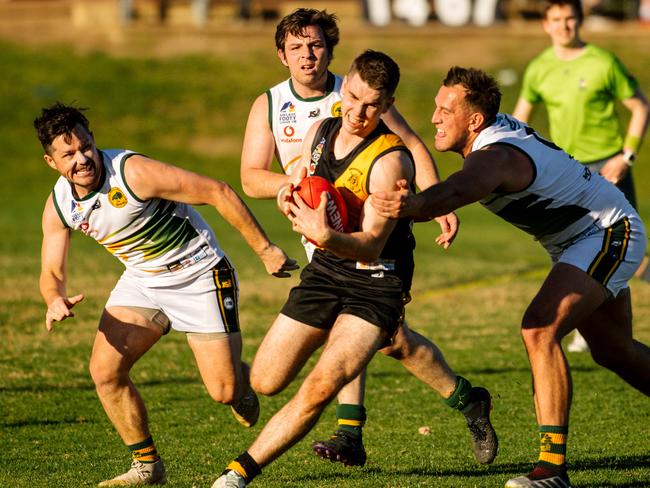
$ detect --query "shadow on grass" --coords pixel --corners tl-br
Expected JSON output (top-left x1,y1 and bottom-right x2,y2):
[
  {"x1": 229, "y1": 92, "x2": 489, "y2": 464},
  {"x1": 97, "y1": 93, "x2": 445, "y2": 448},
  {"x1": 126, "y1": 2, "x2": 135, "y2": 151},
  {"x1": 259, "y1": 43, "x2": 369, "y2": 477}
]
[
  {"x1": 0, "y1": 375, "x2": 198, "y2": 393},
  {"x1": 2, "y1": 416, "x2": 93, "y2": 428},
  {"x1": 295, "y1": 454, "x2": 649, "y2": 485}
]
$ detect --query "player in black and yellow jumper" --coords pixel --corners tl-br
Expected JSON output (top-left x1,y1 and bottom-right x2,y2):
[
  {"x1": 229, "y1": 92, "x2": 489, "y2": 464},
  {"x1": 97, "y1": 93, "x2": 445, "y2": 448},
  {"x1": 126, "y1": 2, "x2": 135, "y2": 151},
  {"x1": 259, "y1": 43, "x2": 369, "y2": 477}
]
[{"x1": 213, "y1": 50, "x2": 497, "y2": 488}]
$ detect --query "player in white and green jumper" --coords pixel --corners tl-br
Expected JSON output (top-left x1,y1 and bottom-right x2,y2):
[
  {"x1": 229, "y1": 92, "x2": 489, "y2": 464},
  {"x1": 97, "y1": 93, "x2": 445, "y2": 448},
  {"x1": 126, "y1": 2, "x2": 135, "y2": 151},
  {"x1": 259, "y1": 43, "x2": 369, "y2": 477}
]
[
  {"x1": 513, "y1": 0, "x2": 650, "y2": 352},
  {"x1": 35, "y1": 103, "x2": 297, "y2": 487}
]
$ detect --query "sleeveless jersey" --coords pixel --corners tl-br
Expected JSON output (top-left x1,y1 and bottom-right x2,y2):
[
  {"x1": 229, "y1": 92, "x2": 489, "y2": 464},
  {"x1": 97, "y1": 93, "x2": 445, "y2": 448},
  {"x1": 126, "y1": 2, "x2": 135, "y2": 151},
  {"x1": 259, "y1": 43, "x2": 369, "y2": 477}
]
[
  {"x1": 475, "y1": 114, "x2": 637, "y2": 255},
  {"x1": 51, "y1": 149, "x2": 222, "y2": 287},
  {"x1": 268, "y1": 72, "x2": 343, "y2": 176},
  {"x1": 308, "y1": 117, "x2": 416, "y2": 289}
]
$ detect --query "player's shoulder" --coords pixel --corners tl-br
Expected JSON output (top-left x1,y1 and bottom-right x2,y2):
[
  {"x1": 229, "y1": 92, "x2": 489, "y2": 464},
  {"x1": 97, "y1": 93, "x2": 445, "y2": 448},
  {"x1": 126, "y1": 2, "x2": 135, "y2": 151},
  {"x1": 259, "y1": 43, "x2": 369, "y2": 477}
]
[{"x1": 584, "y1": 43, "x2": 617, "y2": 61}]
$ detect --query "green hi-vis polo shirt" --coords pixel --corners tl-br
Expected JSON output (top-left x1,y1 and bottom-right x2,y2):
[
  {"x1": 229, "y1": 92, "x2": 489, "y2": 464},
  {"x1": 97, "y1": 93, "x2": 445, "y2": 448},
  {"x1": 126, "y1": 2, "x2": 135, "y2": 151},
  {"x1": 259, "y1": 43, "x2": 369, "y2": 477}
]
[{"x1": 519, "y1": 44, "x2": 637, "y2": 163}]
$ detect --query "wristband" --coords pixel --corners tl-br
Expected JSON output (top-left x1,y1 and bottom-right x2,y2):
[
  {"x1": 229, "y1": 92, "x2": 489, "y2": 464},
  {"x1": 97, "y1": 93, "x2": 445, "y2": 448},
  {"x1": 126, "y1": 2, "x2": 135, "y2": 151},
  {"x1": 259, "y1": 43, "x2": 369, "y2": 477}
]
[
  {"x1": 623, "y1": 150, "x2": 636, "y2": 167},
  {"x1": 623, "y1": 134, "x2": 641, "y2": 154}
]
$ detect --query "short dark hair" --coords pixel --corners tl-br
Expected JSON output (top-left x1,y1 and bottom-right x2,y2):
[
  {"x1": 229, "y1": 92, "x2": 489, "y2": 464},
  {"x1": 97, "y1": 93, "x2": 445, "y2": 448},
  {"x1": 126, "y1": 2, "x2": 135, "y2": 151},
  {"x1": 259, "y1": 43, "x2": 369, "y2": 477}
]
[
  {"x1": 34, "y1": 102, "x2": 90, "y2": 154},
  {"x1": 443, "y1": 66, "x2": 501, "y2": 124},
  {"x1": 348, "y1": 50, "x2": 400, "y2": 99},
  {"x1": 543, "y1": 0, "x2": 583, "y2": 23},
  {"x1": 275, "y1": 8, "x2": 339, "y2": 58}
]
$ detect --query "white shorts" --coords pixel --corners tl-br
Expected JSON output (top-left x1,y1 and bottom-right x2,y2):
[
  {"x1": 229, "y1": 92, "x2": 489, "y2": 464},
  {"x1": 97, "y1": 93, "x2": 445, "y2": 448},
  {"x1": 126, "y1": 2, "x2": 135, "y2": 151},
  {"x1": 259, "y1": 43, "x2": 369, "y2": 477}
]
[
  {"x1": 105, "y1": 257, "x2": 240, "y2": 333},
  {"x1": 555, "y1": 215, "x2": 646, "y2": 297}
]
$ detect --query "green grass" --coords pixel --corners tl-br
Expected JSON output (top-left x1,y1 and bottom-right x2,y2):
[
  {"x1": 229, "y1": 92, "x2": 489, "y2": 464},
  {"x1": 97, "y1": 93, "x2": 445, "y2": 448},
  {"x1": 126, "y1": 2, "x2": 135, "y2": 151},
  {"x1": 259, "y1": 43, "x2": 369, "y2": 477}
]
[{"x1": 1, "y1": 25, "x2": 649, "y2": 488}]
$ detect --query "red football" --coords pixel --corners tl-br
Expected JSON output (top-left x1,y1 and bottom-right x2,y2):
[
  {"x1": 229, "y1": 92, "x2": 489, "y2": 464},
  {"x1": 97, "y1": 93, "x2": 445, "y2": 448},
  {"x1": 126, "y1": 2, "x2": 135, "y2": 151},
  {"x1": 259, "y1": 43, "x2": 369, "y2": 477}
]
[{"x1": 293, "y1": 175, "x2": 348, "y2": 234}]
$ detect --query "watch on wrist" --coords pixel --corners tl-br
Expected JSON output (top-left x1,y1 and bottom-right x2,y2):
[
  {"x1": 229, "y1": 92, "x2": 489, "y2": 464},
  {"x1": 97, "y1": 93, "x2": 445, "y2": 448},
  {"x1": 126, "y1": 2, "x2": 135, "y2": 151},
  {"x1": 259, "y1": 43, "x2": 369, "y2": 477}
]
[{"x1": 623, "y1": 150, "x2": 636, "y2": 167}]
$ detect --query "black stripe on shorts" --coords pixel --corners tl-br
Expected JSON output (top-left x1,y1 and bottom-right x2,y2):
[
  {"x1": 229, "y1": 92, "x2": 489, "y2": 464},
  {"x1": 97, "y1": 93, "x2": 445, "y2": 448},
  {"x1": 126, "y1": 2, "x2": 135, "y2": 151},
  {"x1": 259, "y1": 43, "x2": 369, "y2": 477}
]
[
  {"x1": 587, "y1": 218, "x2": 630, "y2": 286},
  {"x1": 212, "y1": 257, "x2": 240, "y2": 333}
]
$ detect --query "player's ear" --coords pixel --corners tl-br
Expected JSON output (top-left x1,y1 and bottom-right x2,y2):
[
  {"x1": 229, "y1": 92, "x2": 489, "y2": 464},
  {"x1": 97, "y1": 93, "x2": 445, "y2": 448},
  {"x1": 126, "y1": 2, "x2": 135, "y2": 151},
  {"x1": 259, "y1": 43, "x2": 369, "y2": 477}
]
[
  {"x1": 44, "y1": 154, "x2": 57, "y2": 170},
  {"x1": 278, "y1": 49, "x2": 288, "y2": 67},
  {"x1": 468, "y1": 111, "x2": 485, "y2": 132},
  {"x1": 382, "y1": 96, "x2": 395, "y2": 114}
]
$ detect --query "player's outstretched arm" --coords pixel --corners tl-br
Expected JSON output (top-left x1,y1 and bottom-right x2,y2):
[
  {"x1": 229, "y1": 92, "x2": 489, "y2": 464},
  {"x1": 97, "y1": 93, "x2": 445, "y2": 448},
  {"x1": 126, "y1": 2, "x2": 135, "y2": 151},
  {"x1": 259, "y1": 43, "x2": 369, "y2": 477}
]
[
  {"x1": 240, "y1": 94, "x2": 291, "y2": 199},
  {"x1": 382, "y1": 105, "x2": 459, "y2": 249},
  {"x1": 124, "y1": 156, "x2": 298, "y2": 278},
  {"x1": 40, "y1": 194, "x2": 85, "y2": 331},
  {"x1": 372, "y1": 146, "x2": 530, "y2": 221}
]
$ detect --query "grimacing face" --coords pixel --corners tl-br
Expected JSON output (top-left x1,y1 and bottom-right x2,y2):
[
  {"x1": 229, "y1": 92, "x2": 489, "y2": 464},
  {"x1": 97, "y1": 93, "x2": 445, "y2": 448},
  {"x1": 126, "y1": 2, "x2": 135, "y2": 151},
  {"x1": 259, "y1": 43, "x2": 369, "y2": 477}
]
[
  {"x1": 278, "y1": 24, "x2": 331, "y2": 89},
  {"x1": 431, "y1": 84, "x2": 473, "y2": 154},
  {"x1": 340, "y1": 72, "x2": 392, "y2": 138},
  {"x1": 44, "y1": 124, "x2": 102, "y2": 198}
]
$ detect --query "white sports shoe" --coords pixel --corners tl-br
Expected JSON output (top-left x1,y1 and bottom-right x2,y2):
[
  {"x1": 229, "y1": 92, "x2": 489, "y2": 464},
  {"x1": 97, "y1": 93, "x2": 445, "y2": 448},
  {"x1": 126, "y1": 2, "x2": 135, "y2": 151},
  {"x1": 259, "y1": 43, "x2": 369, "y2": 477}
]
[
  {"x1": 98, "y1": 458, "x2": 167, "y2": 486},
  {"x1": 505, "y1": 474, "x2": 571, "y2": 487},
  {"x1": 212, "y1": 470, "x2": 247, "y2": 488},
  {"x1": 566, "y1": 331, "x2": 589, "y2": 353}
]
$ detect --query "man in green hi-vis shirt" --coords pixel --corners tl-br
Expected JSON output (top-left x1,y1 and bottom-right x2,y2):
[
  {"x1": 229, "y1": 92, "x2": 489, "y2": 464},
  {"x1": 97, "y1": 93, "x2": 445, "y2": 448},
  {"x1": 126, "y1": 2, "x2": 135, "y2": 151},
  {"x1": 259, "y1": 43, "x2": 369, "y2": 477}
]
[{"x1": 513, "y1": 0, "x2": 650, "y2": 353}]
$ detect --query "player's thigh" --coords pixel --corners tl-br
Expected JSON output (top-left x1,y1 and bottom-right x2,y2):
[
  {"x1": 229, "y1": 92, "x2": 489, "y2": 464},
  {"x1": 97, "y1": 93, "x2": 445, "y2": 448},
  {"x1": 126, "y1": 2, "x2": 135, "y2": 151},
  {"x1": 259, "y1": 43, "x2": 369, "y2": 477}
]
[
  {"x1": 577, "y1": 287, "x2": 634, "y2": 358},
  {"x1": 91, "y1": 306, "x2": 164, "y2": 379},
  {"x1": 187, "y1": 331, "x2": 244, "y2": 401},
  {"x1": 251, "y1": 313, "x2": 328, "y2": 393},
  {"x1": 306, "y1": 314, "x2": 388, "y2": 395},
  {"x1": 523, "y1": 263, "x2": 608, "y2": 338}
]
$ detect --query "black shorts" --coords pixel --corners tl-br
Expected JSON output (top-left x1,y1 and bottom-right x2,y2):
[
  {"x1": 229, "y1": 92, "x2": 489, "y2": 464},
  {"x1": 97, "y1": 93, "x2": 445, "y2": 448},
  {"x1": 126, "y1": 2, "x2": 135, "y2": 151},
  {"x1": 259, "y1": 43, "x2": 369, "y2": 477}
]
[{"x1": 281, "y1": 256, "x2": 408, "y2": 335}]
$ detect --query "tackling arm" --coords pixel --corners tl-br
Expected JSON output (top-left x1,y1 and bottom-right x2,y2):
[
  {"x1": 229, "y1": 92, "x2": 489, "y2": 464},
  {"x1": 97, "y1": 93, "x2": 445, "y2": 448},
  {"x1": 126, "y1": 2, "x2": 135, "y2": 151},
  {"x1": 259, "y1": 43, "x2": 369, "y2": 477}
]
[
  {"x1": 40, "y1": 194, "x2": 84, "y2": 331},
  {"x1": 371, "y1": 146, "x2": 532, "y2": 220}
]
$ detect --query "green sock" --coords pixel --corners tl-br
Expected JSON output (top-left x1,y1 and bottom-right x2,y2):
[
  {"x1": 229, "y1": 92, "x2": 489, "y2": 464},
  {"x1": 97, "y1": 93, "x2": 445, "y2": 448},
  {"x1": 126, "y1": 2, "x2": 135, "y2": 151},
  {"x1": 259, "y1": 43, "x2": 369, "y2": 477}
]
[
  {"x1": 336, "y1": 404, "x2": 366, "y2": 437},
  {"x1": 443, "y1": 376, "x2": 474, "y2": 413},
  {"x1": 128, "y1": 436, "x2": 159, "y2": 464}
]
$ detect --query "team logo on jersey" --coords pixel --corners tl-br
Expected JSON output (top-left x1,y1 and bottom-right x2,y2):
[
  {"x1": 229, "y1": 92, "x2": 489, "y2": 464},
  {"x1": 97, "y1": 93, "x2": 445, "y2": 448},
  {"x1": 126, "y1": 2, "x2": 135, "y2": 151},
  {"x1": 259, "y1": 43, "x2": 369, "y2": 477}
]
[
  {"x1": 71, "y1": 201, "x2": 85, "y2": 223},
  {"x1": 309, "y1": 108, "x2": 321, "y2": 118},
  {"x1": 331, "y1": 101, "x2": 342, "y2": 117},
  {"x1": 309, "y1": 137, "x2": 326, "y2": 174},
  {"x1": 345, "y1": 168, "x2": 364, "y2": 195},
  {"x1": 108, "y1": 187, "x2": 128, "y2": 208},
  {"x1": 279, "y1": 101, "x2": 297, "y2": 124}
]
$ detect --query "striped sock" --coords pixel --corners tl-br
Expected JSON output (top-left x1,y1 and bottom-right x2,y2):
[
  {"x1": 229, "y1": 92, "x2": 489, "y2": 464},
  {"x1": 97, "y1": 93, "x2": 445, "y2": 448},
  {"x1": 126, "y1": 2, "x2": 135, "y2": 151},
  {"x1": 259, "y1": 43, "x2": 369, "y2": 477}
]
[
  {"x1": 128, "y1": 436, "x2": 159, "y2": 464},
  {"x1": 336, "y1": 404, "x2": 366, "y2": 438},
  {"x1": 537, "y1": 425, "x2": 568, "y2": 471},
  {"x1": 226, "y1": 451, "x2": 261, "y2": 482}
]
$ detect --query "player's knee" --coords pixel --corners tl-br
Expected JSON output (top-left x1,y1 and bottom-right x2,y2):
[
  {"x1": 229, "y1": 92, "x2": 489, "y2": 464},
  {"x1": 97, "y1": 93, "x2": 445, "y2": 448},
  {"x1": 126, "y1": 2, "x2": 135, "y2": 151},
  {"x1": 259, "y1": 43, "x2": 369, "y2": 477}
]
[
  {"x1": 206, "y1": 381, "x2": 238, "y2": 405},
  {"x1": 301, "y1": 372, "x2": 340, "y2": 410},
  {"x1": 380, "y1": 327, "x2": 412, "y2": 359},
  {"x1": 250, "y1": 371, "x2": 283, "y2": 397},
  {"x1": 88, "y1": 356, "x2": 122, "y2": 393},
  {"x1": 520, "y1": 325, "x2": 556, "y2": 351}
]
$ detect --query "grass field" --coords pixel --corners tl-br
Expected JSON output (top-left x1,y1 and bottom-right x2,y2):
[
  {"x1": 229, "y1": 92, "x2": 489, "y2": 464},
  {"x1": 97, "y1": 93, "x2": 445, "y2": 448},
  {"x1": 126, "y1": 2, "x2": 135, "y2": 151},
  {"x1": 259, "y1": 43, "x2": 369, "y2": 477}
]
[{"x1": 1, "y1": 16, "x2": 649, "y2": 488}]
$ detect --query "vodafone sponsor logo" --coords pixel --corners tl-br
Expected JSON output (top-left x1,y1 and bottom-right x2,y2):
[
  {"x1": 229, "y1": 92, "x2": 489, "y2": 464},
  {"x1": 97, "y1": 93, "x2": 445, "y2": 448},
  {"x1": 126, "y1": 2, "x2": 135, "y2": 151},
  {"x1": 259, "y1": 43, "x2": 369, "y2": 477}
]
[
  {"x1": 283, "y1": 126, "x2": 295, "y2": 137},
  {"x1": 281, "y1": 137, "x2": 303, "y2": 144}
]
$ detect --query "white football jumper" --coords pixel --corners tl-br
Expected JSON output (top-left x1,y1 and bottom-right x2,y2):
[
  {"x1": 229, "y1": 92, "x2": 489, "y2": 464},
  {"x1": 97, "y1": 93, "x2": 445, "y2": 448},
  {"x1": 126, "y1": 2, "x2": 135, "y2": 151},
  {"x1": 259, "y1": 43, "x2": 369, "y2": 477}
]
[
  {"x1": 51, "y1": 149, "x2": 223, "y2": 287},
  {"x1": 475, "y1": 114, "x2": 646, "y2": 295},
  {"x1": 268, "y1": 73, "x2": 343, "y2": 176}
]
